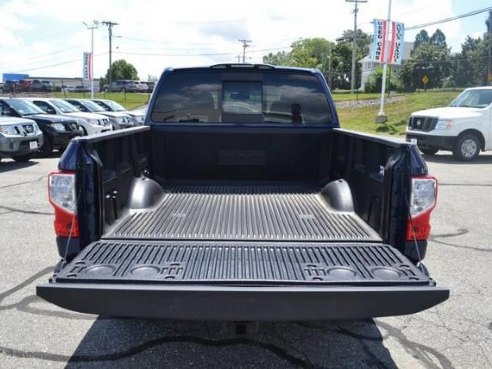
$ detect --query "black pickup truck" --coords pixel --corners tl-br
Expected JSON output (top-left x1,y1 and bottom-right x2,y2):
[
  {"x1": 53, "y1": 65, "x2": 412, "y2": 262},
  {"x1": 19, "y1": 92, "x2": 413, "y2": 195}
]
[{"x1": 37, "y1": 64, "x2": 449, "y2": 320}]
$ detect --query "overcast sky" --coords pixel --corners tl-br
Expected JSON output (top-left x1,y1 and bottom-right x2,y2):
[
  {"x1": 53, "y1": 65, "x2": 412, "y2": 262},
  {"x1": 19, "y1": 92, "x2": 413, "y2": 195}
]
[{"x1": 0, "y1": 0, "x2": 491, "y2": 81}]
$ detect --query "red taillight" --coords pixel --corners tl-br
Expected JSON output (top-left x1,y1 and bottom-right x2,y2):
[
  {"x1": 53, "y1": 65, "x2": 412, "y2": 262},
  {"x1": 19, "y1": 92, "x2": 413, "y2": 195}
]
[
  {"x1": 48, "y1": 171, "x2": 79, "y2": 238},
  {"x1": 406, "y1": 175, "x2": 438, "y2": 241},
  {"x1": 52, "y1": 206, "x2": 79, "y2": 237}
]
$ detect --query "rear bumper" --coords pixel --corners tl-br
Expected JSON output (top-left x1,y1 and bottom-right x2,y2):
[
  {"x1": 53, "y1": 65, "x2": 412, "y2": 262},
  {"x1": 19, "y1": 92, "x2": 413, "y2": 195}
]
[{"x1": 37, "y1": 283, "x2": 449, "y2": 321}]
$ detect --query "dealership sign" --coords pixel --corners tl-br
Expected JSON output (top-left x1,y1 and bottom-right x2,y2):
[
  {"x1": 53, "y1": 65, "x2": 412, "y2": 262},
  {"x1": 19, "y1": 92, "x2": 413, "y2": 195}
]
[
  {"x1": 370, "y1": 19, "x2": 405, "y2": 65},
  {"x1": 82, "y1": 52, "x2": 92, "y2": 80}
]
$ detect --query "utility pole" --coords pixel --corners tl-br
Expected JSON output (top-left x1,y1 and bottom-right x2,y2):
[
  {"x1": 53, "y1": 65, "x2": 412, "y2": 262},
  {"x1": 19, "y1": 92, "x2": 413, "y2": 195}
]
[
  {"x1": 487, "y1": 11, "x2": 491, "y2": 85},
  {"x1": 101, "y1": 21, "x2": 119, "y2": 88},
  {"x1": 346, "y1": 0, "x2": 367, "y2": 94},
  {"x1": 83, "y1": 20, "x2": 98, "y2": 99},
  {"x1": 238, "y1": 39, "x2": 251, "y2": 63}
]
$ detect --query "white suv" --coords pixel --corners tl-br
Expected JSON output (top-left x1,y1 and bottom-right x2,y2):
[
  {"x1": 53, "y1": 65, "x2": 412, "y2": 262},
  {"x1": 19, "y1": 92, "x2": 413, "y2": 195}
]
[
  {"x1": 23, "y1": 98, "x2": 112, "y2": 136},
  {"x1": 406, "y1": 87, "x2": 492, "y2": 161}
]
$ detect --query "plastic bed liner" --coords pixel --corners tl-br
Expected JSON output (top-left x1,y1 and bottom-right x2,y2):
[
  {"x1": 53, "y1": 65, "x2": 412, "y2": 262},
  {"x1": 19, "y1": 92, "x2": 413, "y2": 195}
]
[
  {"x1": 55, "y1": 241, "x2": 428, "y2": 285},
  {"x1": 105, "y1": 185, "x2": 381, "y2": 242},
  {"x1": 38, "y1": 240, "x2": 449, "y2": 320}
]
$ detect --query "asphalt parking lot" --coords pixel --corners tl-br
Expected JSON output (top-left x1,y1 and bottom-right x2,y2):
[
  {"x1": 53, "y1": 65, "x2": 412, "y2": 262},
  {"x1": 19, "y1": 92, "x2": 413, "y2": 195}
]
[{"x1": 0, "y1": 151, "x2": 491, "y2": 369}]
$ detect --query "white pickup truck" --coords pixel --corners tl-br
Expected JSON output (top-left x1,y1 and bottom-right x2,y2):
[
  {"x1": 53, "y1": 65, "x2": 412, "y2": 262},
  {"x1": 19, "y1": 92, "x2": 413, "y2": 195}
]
[{"x1": 406, "y1": 87, "x2": 492, "y2": 161}]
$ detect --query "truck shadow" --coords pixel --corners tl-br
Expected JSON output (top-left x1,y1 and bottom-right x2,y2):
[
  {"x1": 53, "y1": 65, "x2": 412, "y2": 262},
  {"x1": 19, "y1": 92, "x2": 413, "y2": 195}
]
[
  {"x1": 0, "y1": 159, "x2": 38, "y2": 173},
  {"x1": 65, "y1": 318, "x2": 397, "y2": 368},
  {"x1": 423, "y1": 153, "x2": 492, "y2": 164}
]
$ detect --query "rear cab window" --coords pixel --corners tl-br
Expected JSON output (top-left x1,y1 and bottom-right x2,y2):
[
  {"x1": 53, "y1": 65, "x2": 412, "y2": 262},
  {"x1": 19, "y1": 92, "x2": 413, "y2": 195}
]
[{"x1": 151, "y1": 68, "x2": 334, "y2": 125}]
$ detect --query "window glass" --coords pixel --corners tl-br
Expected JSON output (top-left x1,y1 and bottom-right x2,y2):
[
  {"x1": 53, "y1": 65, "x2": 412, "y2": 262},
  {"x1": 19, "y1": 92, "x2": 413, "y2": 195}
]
[
  {"x1": 50, "y1": 99, "x2": 78, "y2": 113},
  {"x1": 451, "y1": 89, "x2": 492, "y2": 108},
  {"x1": 264, "y1": 73, "x2": 332, "y2": 124},
  {"x1": 152, "y1": 72, "x2": 220, "y2": 123},
  {"x1": 5, "y1": 99, "x2": 44, "y2": 116},
  {"x1": 151, "y1": 70, "x2": 333, "y2": 124},
  {"x1": 103, "y1": 100, "x2": 126, "y2": 111},
  {"x1": 222, "y1": 82, "x2": 262, "y2": 114},
  {"x1": 82, "y1": 100, "x2": 106, "y2": 112},
  {"x1": 32, "y1": 101, "x2": 49, "y2": 112}
]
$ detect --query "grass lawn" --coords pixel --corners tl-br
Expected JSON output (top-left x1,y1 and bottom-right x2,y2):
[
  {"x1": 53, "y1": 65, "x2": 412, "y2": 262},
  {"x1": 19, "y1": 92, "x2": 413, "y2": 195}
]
[
  {"x1": 331, "y1": 92, "x2": 382, "y2": 101},
  {"x1": 54, "y1": 92, "x2": 150, "y2": 110},
  {"x1": 337, "y1": 90, "x2": 461, "y2": 136}
]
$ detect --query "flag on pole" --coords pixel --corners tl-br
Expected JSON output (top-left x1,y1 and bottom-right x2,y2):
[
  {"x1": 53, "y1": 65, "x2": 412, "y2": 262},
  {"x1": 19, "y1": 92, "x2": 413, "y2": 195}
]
[
  {"x1": 370, "y1": 20, "x2": 405, "y2": 65},
  {"x1": 82, "y1": 52, "x2": 92, "y2": 80},
  {"x1": 388, "y1": 22, "x2": 405, "y2": 64},
  {"x1": 370, "y1": 19, "x2": 387, "y2": 63}
]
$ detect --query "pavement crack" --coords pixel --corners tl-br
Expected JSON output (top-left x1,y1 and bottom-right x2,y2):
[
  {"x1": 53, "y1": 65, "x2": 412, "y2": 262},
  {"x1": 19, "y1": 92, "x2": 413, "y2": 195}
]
[
  {"x1": 431, "y1": 229, "x2": 468, "y2": 238},
  {"x1": 267, "y1": 323, "x2": 319, "y2": 368},
  {"x1": 335, "y1": 327, "x2": 385, "y2": 342},
  {"x1": 429, "y1": 228, "x2": 491, "y2": 252},
  {"x1": 0, "y1": 205, "x2": 53, "y2": 216},
  {"x1": 377, "y1": 321, "x2": 455, "y2": 369},
  {"x1": 0, "y1": 175, "x2": 47, "y2": 189},
  {"x1": 0, "y1": 267, "x2": 52, "y2": 306},
  {"x1": 430, "y1": 238, "x2": 492, "y2": 253},
  {"x1": 0, "y1": 336, "x2": 314, "y2": 367}
]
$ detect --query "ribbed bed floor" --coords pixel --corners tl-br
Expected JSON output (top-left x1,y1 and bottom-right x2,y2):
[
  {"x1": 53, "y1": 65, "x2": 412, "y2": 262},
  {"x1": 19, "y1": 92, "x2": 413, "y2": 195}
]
[
  {"x1": 55, "y1": 241, "x2": 427, "y2": 285},
  {"x1": 105, "y1": 186, "x2": 381, "y2": 242}
]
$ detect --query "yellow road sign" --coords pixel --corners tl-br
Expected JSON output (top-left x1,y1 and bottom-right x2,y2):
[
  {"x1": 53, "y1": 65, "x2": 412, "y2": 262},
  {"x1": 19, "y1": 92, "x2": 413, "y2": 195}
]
[{"x1": 422, "y1": 75, "x2": 429, "y2": 85}]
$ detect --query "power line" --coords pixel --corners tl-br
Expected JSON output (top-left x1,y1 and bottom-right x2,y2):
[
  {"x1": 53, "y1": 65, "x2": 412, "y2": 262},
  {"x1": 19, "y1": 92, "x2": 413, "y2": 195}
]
[
  {"x1": 407, "y1": 6, "x2": 492, "y2": 30},
  {"x1": 9, "y1": 52, "x2": 108, "y2": 73},
  {"x1": 112, "y1": 46, "x2": 290, "y2": 58}
]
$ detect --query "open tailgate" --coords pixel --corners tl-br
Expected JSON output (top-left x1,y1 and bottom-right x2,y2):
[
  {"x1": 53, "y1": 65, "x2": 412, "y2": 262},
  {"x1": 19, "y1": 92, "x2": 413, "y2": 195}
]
[{"x1": 37, "y1": 241, "x2": 449, "y2": 320}]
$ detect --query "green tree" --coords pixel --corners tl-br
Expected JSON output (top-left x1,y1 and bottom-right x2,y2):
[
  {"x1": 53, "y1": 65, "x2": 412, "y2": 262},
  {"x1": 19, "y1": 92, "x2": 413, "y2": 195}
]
[
  {"x1": 333, "y1": 29, "x2": 371, "y2": 89},
  {"x1": 263, "y1": 50, "x2": 294, "y2": 66},
  {"x1": 264, "y1": 38, "x2": 333, "y2": 71},
  {"x1": 413, "y1": 30, "x2": 430, "y2": 50},
  {"x1": 430, "y1": 29, "x2": 447, "y2": 48},
  {"x1": 454, "y1": 36, "x2": 484, "y2": 87},
  {"x1": 453, "y1": 12, "x2": 491, "y2": 87},
  {"x1": 100, "y1": 59, "x2": 139, "y2": 87},
  {"x1": 364, "y1": 67, "x2": 401, "y2": 93},
  {"x1": 400, "y1": 29, "x2": 451, "y2": 90},
  {"x1": 262, "y1": 32, "x2": 369, "y2": 89}
]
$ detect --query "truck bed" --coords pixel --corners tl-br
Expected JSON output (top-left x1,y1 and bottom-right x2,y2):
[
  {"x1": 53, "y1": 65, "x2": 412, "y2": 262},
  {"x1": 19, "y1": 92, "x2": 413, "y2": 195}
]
[{"x1": 105, "y1": 185, "x2": 381, "y2": 242}]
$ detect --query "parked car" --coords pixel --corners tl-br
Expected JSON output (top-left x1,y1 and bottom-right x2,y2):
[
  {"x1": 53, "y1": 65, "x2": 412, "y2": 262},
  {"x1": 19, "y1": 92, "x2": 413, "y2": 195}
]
[
  {"x1": 406, "y1": 86, "x2": 492, "y2": 161},
  {"x1": 134, "y1": 81, "x2": 148, "y2": 93},
  {"x1": 102, "y1": 80, "x2": 138, "y2": 93},
  {"x1": 29, "y1": 79, "x2": 59, "y2": 92},
  {"x1": 0, "y1": 116, "x2": 43, "y2": 162},
  {"x1": 91, "y1": 99, "x2": 146, "y2": 126},
  {"x1": 73, "y1": 85, "x2": 91, "y2": 93},
  {"x1": 61, "y1": 85, "x2": 76, "y2": 93},
  {"x1": 23, "y1": 98, "x2": 112, "y2": 136},
  {"x1": 0, "y1": 98, "x2": 81, "y2": 156},
  {"x1": 3, "y1": 80, "x2": 31, "y2": 93},
  {"x1": 64, "y1": 98, "x2": 134, "y2": 130}
]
